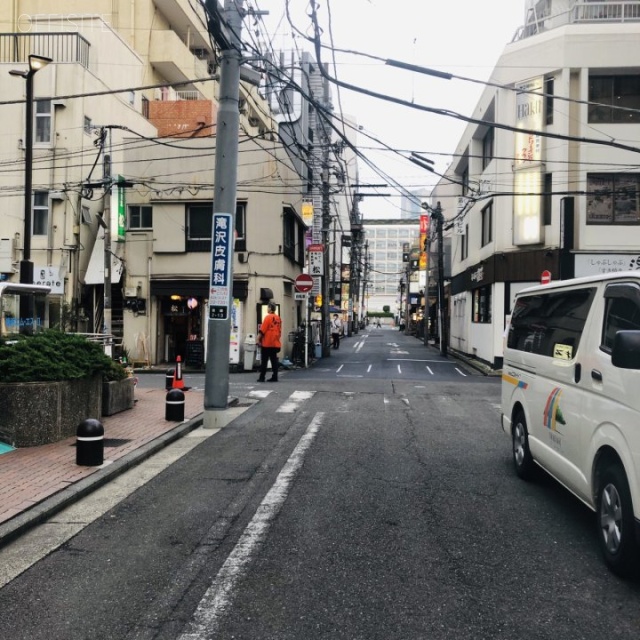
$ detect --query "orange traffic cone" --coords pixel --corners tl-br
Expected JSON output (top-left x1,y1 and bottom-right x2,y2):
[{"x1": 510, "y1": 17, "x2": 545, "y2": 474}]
[{"x1": 172, "y1": 355, "x2": 185, "y2": 389}]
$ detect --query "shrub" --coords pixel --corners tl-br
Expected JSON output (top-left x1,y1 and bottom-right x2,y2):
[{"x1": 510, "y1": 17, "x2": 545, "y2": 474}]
[{"x1": 0, "y1": 330, "x2": 127, "y2": 383}]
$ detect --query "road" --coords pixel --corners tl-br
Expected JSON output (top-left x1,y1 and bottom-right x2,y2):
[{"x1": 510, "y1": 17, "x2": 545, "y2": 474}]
[{"x1": 3, "y1": 328, "x2": 640, "y2": 639}]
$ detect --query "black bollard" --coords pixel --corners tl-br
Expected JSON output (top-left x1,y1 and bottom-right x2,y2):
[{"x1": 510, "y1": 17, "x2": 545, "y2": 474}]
[
  {"x1": 165, "y1": 388, "x2": 185, "y2": 422},
  {"x1": 165, "y1": 368, "x2": 175, "y2": 390},
  {"x1": 76, "y1": 418, "x2": 104, "y2": 466}
]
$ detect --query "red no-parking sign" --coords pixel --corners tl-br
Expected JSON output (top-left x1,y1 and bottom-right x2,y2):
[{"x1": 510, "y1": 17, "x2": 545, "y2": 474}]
[{"x1": 541, "y1": 270, "x2": 552, "y2": 285}]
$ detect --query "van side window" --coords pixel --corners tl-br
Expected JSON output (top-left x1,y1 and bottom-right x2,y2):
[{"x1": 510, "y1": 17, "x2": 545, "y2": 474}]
[
  {"x1": 602, "y1": 294, "x2": 640, "y2": 352},
  {"x1": 507, "y1": 288, "x2": 596, "y2": 358}
]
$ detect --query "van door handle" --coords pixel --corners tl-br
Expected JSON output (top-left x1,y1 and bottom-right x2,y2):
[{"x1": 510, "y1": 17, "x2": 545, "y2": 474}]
[
  {"x1": 574, "y1": 363, "x2": 581, "y2": 383},
  {"x1": 592, "y1": 369, "x2": 603, "y2": 382}
]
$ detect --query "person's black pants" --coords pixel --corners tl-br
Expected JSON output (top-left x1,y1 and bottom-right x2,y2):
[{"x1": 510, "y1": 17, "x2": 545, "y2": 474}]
[
  {"x1": 331, "y1": 333, "x2": 340, "y2": 349},
  {"x1": 259, "y1": 347, "x2": 279, "y2": 380}
]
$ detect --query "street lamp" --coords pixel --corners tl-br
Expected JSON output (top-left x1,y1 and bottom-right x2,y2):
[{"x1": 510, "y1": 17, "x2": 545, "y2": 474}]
[{"x1": 10, "y1": 54, "x2": 53, "y2": 313}]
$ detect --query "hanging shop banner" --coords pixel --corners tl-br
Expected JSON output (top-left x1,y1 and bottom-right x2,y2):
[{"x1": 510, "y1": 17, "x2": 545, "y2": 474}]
[
  {"x1": 309, "y1": 244, "x2": 324, "y2": 276},
  {"x1": 419, "y1": 214, "x2": 428, "y2": 270},
  {"x1": 209, "y1": 213, "x2": 232, "y2": 320},
  {"x1": 302, "y1": 202, "x2": 314, "y2": 226}
]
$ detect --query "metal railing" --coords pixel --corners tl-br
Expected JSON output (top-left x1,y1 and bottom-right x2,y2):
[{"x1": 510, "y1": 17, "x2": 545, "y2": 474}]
[
  {"x1": 0, "y1": 32, "x2": 90, "y2": 68},
  {"x1": 515, "y1": 2, "x2": 640, "y2": 40}
]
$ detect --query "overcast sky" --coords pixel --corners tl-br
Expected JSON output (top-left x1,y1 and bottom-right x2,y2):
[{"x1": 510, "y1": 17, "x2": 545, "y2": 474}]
[{"x1": 251, "y1": 0, "x2": 526, "y2": 217}]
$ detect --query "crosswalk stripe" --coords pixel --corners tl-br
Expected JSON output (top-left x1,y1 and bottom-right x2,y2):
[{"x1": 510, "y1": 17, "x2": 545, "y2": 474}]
[{"x1": 276, "y1": 390, "x2": 315, "y2": 413}]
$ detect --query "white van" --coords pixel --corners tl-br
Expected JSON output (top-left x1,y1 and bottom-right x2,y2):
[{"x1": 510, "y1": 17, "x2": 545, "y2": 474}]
[{"x1": 501, "y1": 271, "x2": 640, "y2": 576}]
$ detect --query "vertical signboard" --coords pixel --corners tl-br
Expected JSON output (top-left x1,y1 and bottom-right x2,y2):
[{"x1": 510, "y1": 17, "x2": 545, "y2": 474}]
[
  {"x1": 209, "y1": 213, "x2": 232, "y2": 320},
  {"x1": 514, "y1": 77, "x2": 544, "y2": 245},
  {"x1": 419, "y1": 214, "x2": 428, "y2": 270}
]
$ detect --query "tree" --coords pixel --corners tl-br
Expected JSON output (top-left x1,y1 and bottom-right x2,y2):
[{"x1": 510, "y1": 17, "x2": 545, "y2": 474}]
[{"x1": 383, "y1": 305, "x2": 391, "y2": 313}]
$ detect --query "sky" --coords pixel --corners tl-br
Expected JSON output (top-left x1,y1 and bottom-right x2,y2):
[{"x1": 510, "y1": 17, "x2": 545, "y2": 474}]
[{"x1": 249, "y1": 0, "x2": 527, "y2": 218}]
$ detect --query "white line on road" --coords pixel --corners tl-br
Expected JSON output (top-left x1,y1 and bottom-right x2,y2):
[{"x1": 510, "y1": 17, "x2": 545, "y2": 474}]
[
  {"x1": 248, "y1": 390, "x2": 272, "y2": 399},
  {"x1": 367, "y1": 364, "x2": 372, "y2": 373},
  {"x1": 397, "y1": 364, "x2": 402, "y2": 374},
  {"x1": 276, "y1": 390, "x2": 315, "y2": 413},
  {"x1": 336, "y1": 364, "x2": 344, "y2": 373},
  {"x1": 179, "y1": 413, "x2": 325, "y2": 640},
  {"x1": 354, "y1": 341, "x2": 365, "y2": 353},
  {"x1": 426, "y1": 366, "x2": 433, "y2": 375},
  {"x1": 455, "y1": 368, "x2": 468, "y2": 377},
  {"x1": 387, "y1": 359, "x2": 456, "y2": 363}
]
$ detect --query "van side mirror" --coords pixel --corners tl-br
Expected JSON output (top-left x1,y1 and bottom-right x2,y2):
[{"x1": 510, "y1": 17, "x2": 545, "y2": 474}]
[{"x1": 611, "y1": 331, "x2": 640, "y2": 369}]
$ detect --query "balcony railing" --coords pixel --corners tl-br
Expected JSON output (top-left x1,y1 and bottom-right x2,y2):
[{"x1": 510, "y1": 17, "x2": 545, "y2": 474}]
[
  {"x1": 515, "y1": 1, "x2": 640, "y2": 40},
  {"x1": 0, "y1": 32, "x2": 90, "y2": 68}
]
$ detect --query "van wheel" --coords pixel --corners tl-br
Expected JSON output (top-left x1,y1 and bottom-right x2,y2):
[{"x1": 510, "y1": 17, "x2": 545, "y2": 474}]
[
  {"x1": 512, "y1": 411, "x2": 535, "y2": 480},
  {"x1": 597, "y1": 463, "x2": 640, "y2": 577}
]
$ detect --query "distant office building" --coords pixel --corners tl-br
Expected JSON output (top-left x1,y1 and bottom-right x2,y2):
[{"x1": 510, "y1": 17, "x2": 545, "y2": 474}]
[
  {"x1": 400, "y1": 190, "x2": 429, "y2": 220},
  {"x1": 363, "y1": 220, "x2": 420, "y2": 313}
]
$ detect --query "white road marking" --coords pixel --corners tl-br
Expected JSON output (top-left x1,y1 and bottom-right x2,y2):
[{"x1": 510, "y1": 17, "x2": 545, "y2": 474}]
[
  {"x1": 336, "y1": 365, "x2": 344, "y2": 373},
  {"x1": 179, "y1": 413, "x2": 325, "y2": 640},
  {"x1": 248, "y1": 390, "x2": 271, "y2": 399},
  {"x1": 397, "y1": 364, "x2": 402, "y2": 374},
  {"x1": 367, "y1": 364, "x2": 372, "y2": 373},
  {"x1": 384, "y1": 396, "x2": 390, "y2": 404},
  {"x1": 276, "y1": 390, "x2": 315, "y2": 413},
  {"x1": 426, "y1": 366, "x2": 433, "y2": 375},
  {"x1": 455, "y1": 368, "x2": 467, "y2": 377},
  {"x1": 354, "y1": 341, "x2": 365, "y2": 353},
  {"x1": 390, "y1": 350, "x2": 409, "y2": 355},
  {"x1": 387, "y1": 359, "x2": 455, "y2": 363}
]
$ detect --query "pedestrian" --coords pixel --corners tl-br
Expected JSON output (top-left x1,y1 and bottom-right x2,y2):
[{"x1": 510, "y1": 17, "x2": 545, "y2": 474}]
[
  {"x1": 257, "y1": 302, "x2": 282, "y2": 382},
  {"x1": 376, "y1": 318, "x2": 381, "y2": 329},
  {"x1": 331, "y1": 313, "x2": 342, "y2": 349}
]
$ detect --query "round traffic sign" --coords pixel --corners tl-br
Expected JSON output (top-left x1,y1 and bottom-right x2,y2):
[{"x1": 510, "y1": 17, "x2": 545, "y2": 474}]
[
  {"x1": 295, "y1": 273, "x2": 314, "y2": 293},
  {"x1": 541, "y1": 270, "x2": 552, "y2": 285}
]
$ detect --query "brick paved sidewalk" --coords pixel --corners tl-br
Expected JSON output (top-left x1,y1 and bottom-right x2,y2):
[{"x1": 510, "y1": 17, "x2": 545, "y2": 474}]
[{"x1": 0, "y1": 387, "x2": 205, "y2": 544}]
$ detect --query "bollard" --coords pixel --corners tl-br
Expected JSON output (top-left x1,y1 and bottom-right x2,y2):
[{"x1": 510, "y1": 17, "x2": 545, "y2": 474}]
[
  {"x1": 165, "y1": 388, "x2": 185, "y2": 422},
  {"x1": 165, "y1": 368, "x2": 175, "y2": 391},
  {"x1": 76, "y1": 418, "x2": 104, "y2": 466}
]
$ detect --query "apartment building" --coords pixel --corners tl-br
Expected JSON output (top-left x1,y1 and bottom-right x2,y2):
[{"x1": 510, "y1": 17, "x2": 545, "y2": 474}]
[
  {"x1": 431, "y1": 0, "x2": 640, "y2": 368},
  {"x1": 0, "y1": 4, "x2": 313, "y2": 366}
]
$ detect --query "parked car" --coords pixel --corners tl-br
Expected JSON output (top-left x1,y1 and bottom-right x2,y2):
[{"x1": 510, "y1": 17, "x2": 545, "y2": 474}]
[{"x1": 501, "y1": 271, "x2": 640, "y2": 576}]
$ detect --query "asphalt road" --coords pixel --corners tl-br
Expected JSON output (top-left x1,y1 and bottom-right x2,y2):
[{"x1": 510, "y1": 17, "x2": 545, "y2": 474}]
[{"x1": 3, "y1": 330, "x2": 640, "y2": 639}]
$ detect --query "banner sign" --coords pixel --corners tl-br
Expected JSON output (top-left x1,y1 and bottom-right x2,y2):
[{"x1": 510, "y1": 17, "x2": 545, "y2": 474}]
[{"x1": 209, "y1": 213, "x2": 232, "y2": 320}]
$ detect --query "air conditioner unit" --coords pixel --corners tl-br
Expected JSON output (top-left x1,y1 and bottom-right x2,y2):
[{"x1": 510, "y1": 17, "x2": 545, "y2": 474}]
[{"x1": 238, "y1": 252, "x2": 247, "y2": 263}]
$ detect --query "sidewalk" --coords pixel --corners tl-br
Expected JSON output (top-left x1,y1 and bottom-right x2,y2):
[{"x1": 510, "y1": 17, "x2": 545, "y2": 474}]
[{"x1": 0, "y1": 386, "x2": 218, "y2": 547}]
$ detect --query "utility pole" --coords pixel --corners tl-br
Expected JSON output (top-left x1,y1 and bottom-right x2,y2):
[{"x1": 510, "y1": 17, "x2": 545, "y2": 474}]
[
  {"x1": 102, "y1": 143, "x2": 112, "y2": 356},
  {"x1": 321, "y1": 67, "x2": 332, "y2": 357},
  {"x1": 432, "y1": 201, "x2": 447, "y2": 357},
  {"x1": 204, "y1": 0, "x2": 243, "y2": 420}
]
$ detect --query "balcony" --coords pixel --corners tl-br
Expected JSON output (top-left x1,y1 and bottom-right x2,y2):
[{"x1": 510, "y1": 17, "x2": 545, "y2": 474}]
[
  {"x1": 153, "y1": 0, "x2": 212, "y2": 51},
  {"x1": 515, "y1": 1, "x2": 640, "y2": 41},
  {"x1": 0, "y1": 32, "x2": 90, "y2": 68},
  {"x1": 149, "y1": 29, "x2": 209, "y2": 90}
]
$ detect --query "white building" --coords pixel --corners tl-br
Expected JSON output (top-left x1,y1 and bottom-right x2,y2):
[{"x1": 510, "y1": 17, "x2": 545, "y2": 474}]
[{"x1": 431, "y1": 0, "x2": 640, "y2": 368}]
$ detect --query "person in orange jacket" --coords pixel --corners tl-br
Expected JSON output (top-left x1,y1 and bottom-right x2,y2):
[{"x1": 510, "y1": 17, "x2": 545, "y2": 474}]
[{"x1": 257, "y1": 302, "x2": 282, "y2": 382}]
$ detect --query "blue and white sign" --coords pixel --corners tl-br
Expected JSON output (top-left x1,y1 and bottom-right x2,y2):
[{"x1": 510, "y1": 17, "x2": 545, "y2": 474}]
[{"x1": 209, "y1": 213, "x2": 232, "y2": 320}]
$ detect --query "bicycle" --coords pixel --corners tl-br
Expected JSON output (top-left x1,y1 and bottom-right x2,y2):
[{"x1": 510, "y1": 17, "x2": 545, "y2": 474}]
[{"x1": 289, "y1": 329, "x2": 315, "y2": 368}]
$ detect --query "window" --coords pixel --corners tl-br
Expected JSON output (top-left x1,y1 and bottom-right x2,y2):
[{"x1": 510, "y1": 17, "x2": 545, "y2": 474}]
[
  {"x1": 186, "y1": 202, "x2": 246, "y2": 252},
  {"x1": 142, "y1": 96, "x2": 149, "y2": 119},
  {"x1": 283, "y1": 207, "x2": 296, "y2": 260},
  {"x1": 543, "y1": 173, "x2": 552, "y2": 225},
  {"x1": 587, "y1": 174, "x2": 640, "y2": 225},
  {"x1": 482, "y1": 127, "x2": 494, "y2": 169},
  {"x1": 461, "y1": 223, "x2": 469, "y2": 261},
  {"x1": 33, "y1": 191, "x2": 49, "y2": 235},
  {"x1": 589, "y1": 75, "x2": 640, "y2": 123},
  {"x1": 128, "y1": 205, "x2": 153, "y2": 229},
  {"x1": 507, "y1": 288, "x2": 596, "y2": 357},
  {"x1": 545, "y1": 77, "x2": 554, "y2": 125},
  {"x1": 481, "y1": 202, "x2": 493, "y2": 246},
  {"x1": 472, "y1": 286, "x2": 492, "y2": 323},
  {"x1": 35, "y1": 99, "x2": 51, "y2": 144},
  {"x1": 601, "y1": 285, "x2": 640, "y2": 352}
]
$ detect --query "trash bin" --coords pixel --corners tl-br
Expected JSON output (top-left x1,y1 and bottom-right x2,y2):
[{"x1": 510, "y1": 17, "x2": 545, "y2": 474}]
[{"x1": 244, "y1": 333, "x2": 257, "y2": 371}]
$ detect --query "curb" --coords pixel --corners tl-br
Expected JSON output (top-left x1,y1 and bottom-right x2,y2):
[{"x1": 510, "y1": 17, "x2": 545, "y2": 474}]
[{"x1": 0, "y1": 397, "x2": 239, "y2": 549}]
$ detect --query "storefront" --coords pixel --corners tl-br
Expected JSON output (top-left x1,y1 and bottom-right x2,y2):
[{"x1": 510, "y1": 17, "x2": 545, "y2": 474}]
[{"x1": 150, "y1": 278, "x2": 248, "y2": 365}]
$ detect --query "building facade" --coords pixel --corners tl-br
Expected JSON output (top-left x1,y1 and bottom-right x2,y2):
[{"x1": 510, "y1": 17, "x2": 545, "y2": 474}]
[{"x1": 431, "y1": 0, "x2": 640, "y2": 368}]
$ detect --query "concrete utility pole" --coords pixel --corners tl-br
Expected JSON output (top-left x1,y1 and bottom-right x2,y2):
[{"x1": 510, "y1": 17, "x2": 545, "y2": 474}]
[
  {"x1": 432, "y1": 201, "x2": 447, "y2": 357},
  {"x1": 102, "y1": 144, "x2": 112, "y2": 355},
  {"x1": 321, "y1": 67, "x2": 332, "y2": 357},
  {"x1": 204, "y1": 0, "x2": 243, "y2": 421}
]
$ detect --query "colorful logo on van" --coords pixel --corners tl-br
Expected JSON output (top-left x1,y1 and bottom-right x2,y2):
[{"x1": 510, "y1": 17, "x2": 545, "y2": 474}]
[{"x1": 543, "y1": 387, "x2": 567, "y2": 431}]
